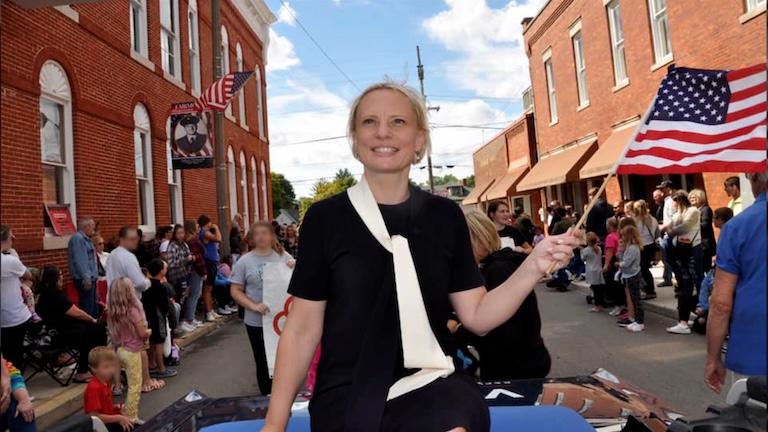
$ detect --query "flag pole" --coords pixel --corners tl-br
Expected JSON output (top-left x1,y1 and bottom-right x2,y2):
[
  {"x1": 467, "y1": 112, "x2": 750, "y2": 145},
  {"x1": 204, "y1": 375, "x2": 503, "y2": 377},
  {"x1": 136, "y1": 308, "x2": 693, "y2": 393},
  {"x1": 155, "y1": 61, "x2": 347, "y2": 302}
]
[{"x1": 212, "y1": 0, "x2": 231, "y2": 256}]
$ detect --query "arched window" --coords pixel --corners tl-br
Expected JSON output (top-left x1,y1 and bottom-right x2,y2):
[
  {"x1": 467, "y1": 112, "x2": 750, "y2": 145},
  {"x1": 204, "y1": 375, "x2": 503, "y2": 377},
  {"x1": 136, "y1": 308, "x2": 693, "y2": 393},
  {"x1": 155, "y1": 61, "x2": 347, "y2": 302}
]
[
  {"x1": 187, "y1": 0, "x2": 201, "y2": 94},
  {"x1": 260, "y1": 160, "x2": 268, "y2": 220},
  {"x1": 134, "y1": 103, "x2": 155, "y2": 232},
  {"x1": 40, "y1": 60, "x2": 76, "y2": 236},
  {"x1": 166, "y1": 118, "x2": 184, "y2": 224},
  {"x1": 251, "y1": 157, "x2": 259, "y2": 222},
  {"x1": 255, "y1": 66, "x2": 265, "y2": 139},
  {"x1": 221, "y1": 26, "x2": 232, "y2": 118},
  {"x1": 227, "y1": 146, "x2": 238, "y2": 219},
  {"x1": 239, "y1": 151, "x2": 249, "y2": 225},
  {"x1": 236, "y1": 43, "x2": 247, "y2": 129}
]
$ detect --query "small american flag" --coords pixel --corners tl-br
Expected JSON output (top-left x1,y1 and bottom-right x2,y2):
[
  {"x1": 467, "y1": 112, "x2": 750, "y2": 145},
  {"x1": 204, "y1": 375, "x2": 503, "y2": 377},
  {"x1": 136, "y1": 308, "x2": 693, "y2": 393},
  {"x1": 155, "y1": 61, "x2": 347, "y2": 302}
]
[
  {"x1": 617, "y1": 63, "x2": 767, "y2": 174},
  {"x1": 195, "y1": 72, "x2": 253, "y2": 112}
]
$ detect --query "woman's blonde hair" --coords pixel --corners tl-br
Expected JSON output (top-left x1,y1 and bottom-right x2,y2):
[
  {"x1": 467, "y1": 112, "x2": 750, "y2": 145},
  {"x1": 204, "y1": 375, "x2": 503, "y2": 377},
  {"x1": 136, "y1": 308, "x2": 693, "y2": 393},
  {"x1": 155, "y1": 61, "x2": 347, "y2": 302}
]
[
  {"x1": 632, "y1": 199, "x2": 653, "y2": 227},
  {"x1": 464, "y1": 210, "x2": 501, "y2": 256},
  {"x1": 347, "y1": 81, "x2": 432, "y2": 164},
  {"x1": 246, "y1": 222, "x2": 284, "y2": 255},
  {"x1": 585, "y1": 231, "x2": 600, "y2": 254},
  {"x1": 688, "y1": 189, "x2": 708, "y2": 205},
  {"x1": 106, "y1": 277, "x2": 142, "y2": 341},
  {"x1": 620, "y1": 225, "x2": 644, "y2": 250}
]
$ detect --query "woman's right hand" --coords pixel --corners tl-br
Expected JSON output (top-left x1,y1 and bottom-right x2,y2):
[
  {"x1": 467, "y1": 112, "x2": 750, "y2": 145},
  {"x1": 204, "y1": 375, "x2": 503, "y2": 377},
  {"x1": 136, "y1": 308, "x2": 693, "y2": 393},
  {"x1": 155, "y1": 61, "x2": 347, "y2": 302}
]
[{"x1": 252, "y1": 303, "x2": 270, "y2": 315}]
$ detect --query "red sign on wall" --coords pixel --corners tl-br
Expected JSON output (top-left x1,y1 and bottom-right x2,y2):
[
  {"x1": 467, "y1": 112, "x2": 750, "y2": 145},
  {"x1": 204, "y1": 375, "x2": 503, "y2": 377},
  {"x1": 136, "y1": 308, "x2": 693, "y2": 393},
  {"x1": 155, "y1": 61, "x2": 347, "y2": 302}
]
[{"x1": 44, "y1": 204, "x2": 76, "y2": 236}]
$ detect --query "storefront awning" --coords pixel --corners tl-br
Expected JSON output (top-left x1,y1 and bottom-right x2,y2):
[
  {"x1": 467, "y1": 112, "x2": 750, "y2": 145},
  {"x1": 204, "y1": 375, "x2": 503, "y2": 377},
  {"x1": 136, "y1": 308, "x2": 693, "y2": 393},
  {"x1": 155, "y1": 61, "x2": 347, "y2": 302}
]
[
  {"x1": 485, "y1": 167, "x2": 529, "y2": 201},
  {"x1": 462, "y1": 178, "x2": 496, "y2": 205},
  {"x1": 579, "y1": 122, "x2": 640, "y2": 179},
  {"x1": 516, "y1": 139, "x2": 597, "y2": 191}
]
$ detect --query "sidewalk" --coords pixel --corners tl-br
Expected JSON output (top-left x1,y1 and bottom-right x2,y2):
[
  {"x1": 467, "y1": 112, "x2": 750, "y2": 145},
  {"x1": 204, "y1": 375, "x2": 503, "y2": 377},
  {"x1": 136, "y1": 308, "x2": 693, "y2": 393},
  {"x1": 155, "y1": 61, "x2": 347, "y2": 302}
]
[
  {"x1": 31, "y1": 314, "x2": 236, "y2": 430},
  {"x1": 569, "y1": 263, "x2": 679, "y2": 320}
]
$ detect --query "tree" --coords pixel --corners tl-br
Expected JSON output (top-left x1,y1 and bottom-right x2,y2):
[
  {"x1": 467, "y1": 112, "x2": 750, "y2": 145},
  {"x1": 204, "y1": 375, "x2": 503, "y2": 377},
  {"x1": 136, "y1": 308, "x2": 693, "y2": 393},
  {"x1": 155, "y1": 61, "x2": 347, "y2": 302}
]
[
  {"x1": 433, "y1": 174, "x2": 459, "y2": 186},
  {"x1": 464, "y1": 174, "x2": 475, "y2": 188},
  {"x1": 271, "y1": 172, "x2": 296, "y2": 215},
  {"x1": 298, "y1": 169, "x2": 358, "y2": 220}
]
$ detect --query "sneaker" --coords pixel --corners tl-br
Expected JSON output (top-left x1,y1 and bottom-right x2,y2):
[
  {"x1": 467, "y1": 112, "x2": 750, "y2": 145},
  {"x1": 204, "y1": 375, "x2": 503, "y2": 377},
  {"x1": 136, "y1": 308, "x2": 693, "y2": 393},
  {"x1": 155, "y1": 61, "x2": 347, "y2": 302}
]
[
  {"x1": 178, "y1": 322, "x2": 196, "y2": 333},
  {"x1": 205, "y1": 311, "x2": 218, "y2": 322},
  {"x1": 589, "y1": 306, "x2": 603, "y2": 313},
  {"x1": 618, "y1": 312, "x2": 629, "y2": 320},
  {"x1": 626, "y1": 322, "x2": 645, "y2": 332},
  {"x1": 658, "y1": 281, "x2": 674, "y2": 287},
  {"x1": 191, "y1": 319, "x2": 204, "y2": 327},
  {"x1": 666, "y1": 322, "x2": 691, "y2": 334},
  {"x1": 225, "y1": 305, "x2": 239, "y2": 314},
  {"x1": 216, "y1": 307, "x2": 233, "y2": 316},
  {"x1": 616, "y1": 318, "x2": 634, "y2": 327},
  {"x1": 151, "y1": 369, "x2": 178, "y2": 379},
  {"x1": 608, "y1": 306, "x2": 623, "y2": 316}
]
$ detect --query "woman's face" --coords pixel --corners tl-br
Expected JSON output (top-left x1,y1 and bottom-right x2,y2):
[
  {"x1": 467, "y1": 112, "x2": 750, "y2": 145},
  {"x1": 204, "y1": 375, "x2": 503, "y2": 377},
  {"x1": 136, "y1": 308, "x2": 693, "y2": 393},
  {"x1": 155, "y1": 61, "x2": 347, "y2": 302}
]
[
  {"x1": 174, "y1": 228, "x2": 185, "y2": 242},
  {"x1": 491, "y1": 205, "x2": 510, "y2": 225},
  {"x1": 94, "y1": 238, "x2": 104, "y2": 253},
  {"x1": 689, "y1": 195, "x2": 700, "y2": 207},
  {"x1": 253, "y1": 227, "x2": 273, "y2": 250},
  {"x1": 353, "y1": 89, "x2": 425, "y2": 175},
  {"x1": 164, "y1": 229, "x2": 173, "y2": 240}
]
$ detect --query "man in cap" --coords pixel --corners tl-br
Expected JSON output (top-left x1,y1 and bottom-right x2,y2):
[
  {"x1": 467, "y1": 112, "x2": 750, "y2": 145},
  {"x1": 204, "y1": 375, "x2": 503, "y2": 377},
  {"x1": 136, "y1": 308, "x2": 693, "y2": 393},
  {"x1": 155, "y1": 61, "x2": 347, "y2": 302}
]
[
  {"x1": 175, "y1": 115, "x2": 207, "y2": 155},
  {"x1": 656, "y1": 180, "x2": 676, "y2": 287}
]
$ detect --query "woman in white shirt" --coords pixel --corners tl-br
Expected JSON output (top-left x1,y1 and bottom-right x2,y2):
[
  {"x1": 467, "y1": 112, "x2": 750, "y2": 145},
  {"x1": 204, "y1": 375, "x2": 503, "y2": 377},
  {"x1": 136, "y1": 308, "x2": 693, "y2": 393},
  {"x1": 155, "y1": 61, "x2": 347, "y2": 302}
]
[
  {"x1": 0, "y1": 225, "x2": 33, "y2": 369},
  {"x1": 92, "y1": 234, "x2": 110, "y2": 278},
  {"x1": 632, "y1": 200, "x2": 659, "y2": 300},
  {"x1": 662, "y1": 191, "x2": 701, "y2": 335}
]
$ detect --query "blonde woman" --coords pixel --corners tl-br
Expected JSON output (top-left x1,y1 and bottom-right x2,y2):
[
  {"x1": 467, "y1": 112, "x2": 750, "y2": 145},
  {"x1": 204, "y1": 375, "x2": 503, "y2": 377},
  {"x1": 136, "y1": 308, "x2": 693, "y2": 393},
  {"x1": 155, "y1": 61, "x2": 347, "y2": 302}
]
[
  {"x1": 262, "y1": 82, "x2": 580, "y2": 432},
  {"x1": 464, "y1": 211, "x2": 550, "y2": 381},
  {"x1": 632, "y1": 200, "x2": 659, "y2": 299},
  {"x1": 688, "y1": 189, "x2": 715, "y2": 272}
]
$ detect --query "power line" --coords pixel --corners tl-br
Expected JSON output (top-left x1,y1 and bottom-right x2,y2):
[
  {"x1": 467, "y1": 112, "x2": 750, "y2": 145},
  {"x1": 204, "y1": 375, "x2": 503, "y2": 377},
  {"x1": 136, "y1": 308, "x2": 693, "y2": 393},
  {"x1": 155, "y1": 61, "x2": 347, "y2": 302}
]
[{"x1": 277, "y1": 0, "x2": 360, "y2": 90}]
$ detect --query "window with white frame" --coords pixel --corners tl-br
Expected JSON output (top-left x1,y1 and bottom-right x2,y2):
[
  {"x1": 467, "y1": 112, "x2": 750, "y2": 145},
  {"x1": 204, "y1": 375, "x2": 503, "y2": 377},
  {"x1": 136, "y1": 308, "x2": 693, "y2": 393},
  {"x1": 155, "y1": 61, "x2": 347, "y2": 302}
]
[
  {"x1": 134, "y1": 104, "x2": 155, "y2": 231},
  {"x1": 260, "y1": 161, "x2": 268, "y2": 220},
  {"x1": 130, "y1": 0, "x2": 148, "y2": 57},
  {"x1": 221, "y1": 26, "x2": 232, "y2": 118},
  {"x1": 40, "y1": 61, "x2": 76, "y2": 232},
  {"x1": 166, "y1": 120, "x2": 183, "y2": 224},
  {"x1": 747, "y1": 0, "x2": 767, "y2": 11},
  {"x1": 543, "y1": 50, "x2": 557, "y2": 124},
  {"x1": 160, "y1": 0, "x2": 181, "y2": 78},
  {"x1": 227, "y1": 146, "x2": 238, "y2": 218},
  {"x1": 255, "y1": 67, "x2": 265, "y2": 139},
  {"x1": 571, "y1": 26, "x2": 589, "y2": 107},
  {"x1": 607, "y1": 0, "x2": 628, "y2": 86},
  {"x1": 251, "y1": 157, "x2": 259, "y2": 222},
  {"x1": 187, "y1": 0, "x2": 201, "y2": 93},
  {"x1": 239, "y1": 152, "x2": 250, "y2": 225},
  {"x1": 236, "y1": 44, "x2": 247, "y2": 128},
  {"x1": 648, "y1": 0, "x2": 673, "y2": 64}
]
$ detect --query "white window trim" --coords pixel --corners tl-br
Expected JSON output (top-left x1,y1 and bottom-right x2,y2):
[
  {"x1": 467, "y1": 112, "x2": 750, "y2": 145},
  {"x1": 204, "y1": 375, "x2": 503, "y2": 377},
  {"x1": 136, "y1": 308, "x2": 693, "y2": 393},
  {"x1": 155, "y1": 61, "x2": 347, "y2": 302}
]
[
  {"x1": 607, "y1": 0, "x2": 629, "y2": 87},
  {"x1": 740, "y1": 0, "x2": 766, "y2": 23},
  {"x1": 239, "y1": 152, "x2": 250, "y2": 225},
  {"x1": 130, "y1": 0, "x2": 149, "y2": 58},
  {"x1": 166, "y1": 120, "x2": 184, "y2": 224},
  {"x1": 188, "y1": 0, "x2": 202, "y2": 94},
  {"x1": 236, "y1": 44, "x2": 248, "y2": 130},
  {"x1": 251, "y1": 157, "x2": 259, "y2": 222},
  {"x1": 260, "y1": 161, "x2": 268, "y2": 220},
  {"x1": 130, "y1": 50, "x2": 156, "y2": 72},
  {"x1": 647, "y1": 0, "x2": 673, "y2": 66},
  {"x1": 543, "y1": 53, "x2": 558, "y2": 125},
  {"x1": 54, "y1": 5, "x2": 79, "y2": 23},
  {"x1": 40, "y1": 61, "x2": 76, "y2": 243},
  {"x1": 571, "y1": 28, "x2": 589, "y2": 108},
  {"x1": 255, "y1": 67, "x2": 266, "y2": 140},
  {"x1": 221, "y1": 26, "x2": 234, "y2": 121},
  {"x1": 227, "y1": 146, "x2": 238, "y2": 218},
  {"x1": 134, "y1": 104, "x2": 155, "y2": 234},
  {"x1": 160, "y1": 0, "x2": 182, "y2": 79}
]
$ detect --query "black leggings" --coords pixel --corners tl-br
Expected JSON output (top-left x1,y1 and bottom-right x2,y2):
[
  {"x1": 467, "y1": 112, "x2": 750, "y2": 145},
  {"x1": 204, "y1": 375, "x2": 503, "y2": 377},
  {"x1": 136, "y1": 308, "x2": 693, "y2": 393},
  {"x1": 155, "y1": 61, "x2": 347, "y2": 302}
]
[
  {"x1": 640, "y1": 246, "x2": 656, "y2": 295},
  {"x1": 58, "y1": 322, "x2": 107, "y2": 373},
  {"x1": 245, "y1": 325, "x2": 272, "y2": 395},
  {"x1": 0, "y1": 320, "x2": 30, "y2": 370}
]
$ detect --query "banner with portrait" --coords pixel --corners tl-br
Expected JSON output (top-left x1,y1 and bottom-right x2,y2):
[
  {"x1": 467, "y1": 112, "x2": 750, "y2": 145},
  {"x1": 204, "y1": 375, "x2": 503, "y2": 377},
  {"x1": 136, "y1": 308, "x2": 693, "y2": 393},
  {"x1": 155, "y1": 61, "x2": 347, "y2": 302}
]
[{"x1": 169, "y1": 102, "x2": 213, "y2": 169}]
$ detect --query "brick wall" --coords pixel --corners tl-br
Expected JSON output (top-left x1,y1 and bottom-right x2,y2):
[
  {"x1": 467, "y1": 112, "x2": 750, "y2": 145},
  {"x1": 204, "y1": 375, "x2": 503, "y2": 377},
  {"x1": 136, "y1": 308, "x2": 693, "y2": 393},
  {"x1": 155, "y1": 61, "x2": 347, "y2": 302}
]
[
  {"x1": 472, "y1": 132, "x2": 509, "y2": 188},
  {"x1": 1, "y1": 1, "x2": 273, "y2": 273}
]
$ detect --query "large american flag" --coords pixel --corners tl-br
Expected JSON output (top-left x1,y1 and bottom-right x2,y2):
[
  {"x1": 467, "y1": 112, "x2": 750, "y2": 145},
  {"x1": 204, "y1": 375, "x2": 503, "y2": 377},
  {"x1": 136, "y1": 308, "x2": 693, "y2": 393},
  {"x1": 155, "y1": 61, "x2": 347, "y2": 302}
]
[
  {"x1": 194, "y1": 72, "x2": 253, "y2": 112},
  {"x1": 616, "y1": 63, "x2": 767, "y2": 174}
]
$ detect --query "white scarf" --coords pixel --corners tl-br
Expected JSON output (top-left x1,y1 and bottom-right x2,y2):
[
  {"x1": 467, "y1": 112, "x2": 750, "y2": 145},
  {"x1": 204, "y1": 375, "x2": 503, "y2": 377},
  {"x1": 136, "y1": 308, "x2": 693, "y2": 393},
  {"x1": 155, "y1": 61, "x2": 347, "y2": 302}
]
[{"x1": 347, "y1": 176, "x2": 455, "y2": 401}]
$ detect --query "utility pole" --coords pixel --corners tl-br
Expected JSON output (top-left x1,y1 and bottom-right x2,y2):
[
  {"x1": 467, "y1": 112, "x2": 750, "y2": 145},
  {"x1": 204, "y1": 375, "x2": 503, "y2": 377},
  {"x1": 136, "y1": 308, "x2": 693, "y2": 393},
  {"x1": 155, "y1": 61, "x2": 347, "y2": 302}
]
[
  {"x1": 212, "y1": 0, "x2": 230, "y2": 255},
  {"x1": 416, "y1": 46, "x2": 437, "y2": 194}
]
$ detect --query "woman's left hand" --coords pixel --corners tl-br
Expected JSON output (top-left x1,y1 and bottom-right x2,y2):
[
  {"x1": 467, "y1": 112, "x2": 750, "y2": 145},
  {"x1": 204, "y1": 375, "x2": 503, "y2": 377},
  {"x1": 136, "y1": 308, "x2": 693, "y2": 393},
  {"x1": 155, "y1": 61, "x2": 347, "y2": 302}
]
[
  {"x1": 15, "y1": 397, "x2": 34, "y2": 423},
  {"x1": 286, "y1": 259, "x2": 296, "y2": 269},
  {"x1": 528, "y1": 228, "x2": 583, "y2": 275}
]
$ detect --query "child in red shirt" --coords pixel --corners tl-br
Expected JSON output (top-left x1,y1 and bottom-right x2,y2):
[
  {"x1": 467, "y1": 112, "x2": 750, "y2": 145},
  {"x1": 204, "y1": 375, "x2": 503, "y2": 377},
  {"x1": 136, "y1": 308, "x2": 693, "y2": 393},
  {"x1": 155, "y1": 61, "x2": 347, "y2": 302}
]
[{"x1": 83, "y1": 347, "x2": 135, "y2": 432}]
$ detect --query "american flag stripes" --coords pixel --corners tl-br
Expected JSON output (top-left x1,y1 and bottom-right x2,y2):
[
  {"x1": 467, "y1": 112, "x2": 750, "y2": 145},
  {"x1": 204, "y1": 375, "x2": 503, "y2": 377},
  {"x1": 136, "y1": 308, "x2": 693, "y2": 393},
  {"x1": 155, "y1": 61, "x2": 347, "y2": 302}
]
[
  {"x1": 194, "y1": 72, "x2": 253, "y2": 112},
  {"x1": 616, "y1": 63, "x2": 767, "y2": 174}
]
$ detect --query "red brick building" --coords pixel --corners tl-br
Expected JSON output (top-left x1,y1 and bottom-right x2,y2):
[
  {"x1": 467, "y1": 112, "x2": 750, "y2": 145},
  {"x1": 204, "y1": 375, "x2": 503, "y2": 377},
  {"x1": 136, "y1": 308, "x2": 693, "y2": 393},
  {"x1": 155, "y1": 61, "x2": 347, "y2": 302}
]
[
  {"x1": 1, "y1": 0, "x2": 276, "y2": 272},
  {"x1": 515, "y1": 0, "x2": 765, "y2": 216}
]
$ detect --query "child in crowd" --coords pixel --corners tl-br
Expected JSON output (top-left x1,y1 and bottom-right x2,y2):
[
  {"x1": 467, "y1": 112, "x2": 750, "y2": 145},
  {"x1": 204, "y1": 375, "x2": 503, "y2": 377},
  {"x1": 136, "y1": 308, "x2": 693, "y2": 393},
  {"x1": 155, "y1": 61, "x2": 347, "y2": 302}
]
[
  {"x1": 692, "y1": 268, "x2": 715, "y2": 334},
  {"x1": 84, "y1": 347, "x2": 137, "y2": 432},
  {"x1": 143, "y1": 258, "x2": 177, "y2": 379},
  {"x1": 20, "y1": 267, "x2": 41, "y2": 323},
  {"x1": 603, "y1": 217, "x2": 624, "y2": 317},
  {"x1": 107, "y1": 277, "x2": 152, "y2": 420},
  {"x1": 581, "y1": 232, "x2": 606, "y2": 312},
  {"x1": 532, "y1": 226, "x2": 545, "y2": 246},
  {"x1": 618, "y1": 226, "x2": 644, "y2": 332},
  {"x1": 214, "y1": 256, "x2": 236, "y2": 316}
]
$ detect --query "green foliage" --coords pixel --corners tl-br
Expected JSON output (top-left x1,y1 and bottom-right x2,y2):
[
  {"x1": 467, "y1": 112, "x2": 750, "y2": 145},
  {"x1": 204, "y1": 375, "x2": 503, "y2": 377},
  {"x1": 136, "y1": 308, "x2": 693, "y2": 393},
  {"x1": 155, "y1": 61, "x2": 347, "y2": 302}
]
[
  {"x1": 271, "y1": 172, "x2": 296, "y2": 215},
  {"x1": 464, "y1": 174, "x2": 475, "y2": 188},
  {"x1": 298, "y1": 169, "x2": 358, "y2": 220},
  {"x1": 433, "y1": 174, "x2": 459, "y2": 186}
]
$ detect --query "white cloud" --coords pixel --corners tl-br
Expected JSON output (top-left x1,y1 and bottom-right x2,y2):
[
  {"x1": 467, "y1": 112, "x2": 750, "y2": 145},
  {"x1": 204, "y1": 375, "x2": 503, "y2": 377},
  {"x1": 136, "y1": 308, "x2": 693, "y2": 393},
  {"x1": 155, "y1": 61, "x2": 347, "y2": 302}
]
[
  {"x1": 276, "y1": 2, "x2": 297, "y2": 26},
  {"x1": 423, "y1": 0, "x2": 545, "y2": 99},
  {"x1": 267, "y1": 29, "x2": 300, "y2": 72}
]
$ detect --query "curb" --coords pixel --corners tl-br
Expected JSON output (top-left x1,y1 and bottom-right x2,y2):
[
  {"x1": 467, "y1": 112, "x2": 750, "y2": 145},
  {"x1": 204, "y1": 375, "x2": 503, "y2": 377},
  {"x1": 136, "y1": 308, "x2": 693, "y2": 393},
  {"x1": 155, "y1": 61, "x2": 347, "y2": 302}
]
[
  {"x1": 35, "y1": 314, "x2": 237, "y2": 430},
  {"x1": 568, "y1": 281, "x2": 679, "y2": 321}
]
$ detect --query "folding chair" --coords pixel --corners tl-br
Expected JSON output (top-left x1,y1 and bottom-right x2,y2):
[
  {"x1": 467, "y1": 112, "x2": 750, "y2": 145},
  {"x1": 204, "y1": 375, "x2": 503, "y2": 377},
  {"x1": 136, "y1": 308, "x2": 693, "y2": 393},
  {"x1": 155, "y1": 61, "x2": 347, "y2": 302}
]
[{"x1": 22, "y1": 322, "x2": 80, "y2": 386}]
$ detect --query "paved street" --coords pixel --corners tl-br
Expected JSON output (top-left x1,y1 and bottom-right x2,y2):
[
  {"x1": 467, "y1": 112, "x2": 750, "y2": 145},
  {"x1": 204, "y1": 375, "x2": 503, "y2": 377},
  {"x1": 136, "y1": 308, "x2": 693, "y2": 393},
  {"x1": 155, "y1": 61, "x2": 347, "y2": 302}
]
[{"x1": 137, "y1": 282, "x2": 719, "y2": 422}]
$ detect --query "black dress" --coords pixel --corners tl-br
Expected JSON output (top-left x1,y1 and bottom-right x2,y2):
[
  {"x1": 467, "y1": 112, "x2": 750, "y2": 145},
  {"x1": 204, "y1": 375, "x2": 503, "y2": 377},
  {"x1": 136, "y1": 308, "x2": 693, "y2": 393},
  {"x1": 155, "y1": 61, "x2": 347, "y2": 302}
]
[{"x1": 288, "y1": 186, "x2": 490, "y2": 432}]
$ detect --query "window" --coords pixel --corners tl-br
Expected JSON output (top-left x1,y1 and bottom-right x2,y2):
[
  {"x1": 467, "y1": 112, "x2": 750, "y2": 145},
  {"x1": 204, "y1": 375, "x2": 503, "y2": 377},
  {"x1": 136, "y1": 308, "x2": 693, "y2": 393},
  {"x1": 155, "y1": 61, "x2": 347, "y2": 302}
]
[
  {"x1": 166, "y1": 120, "x2": 184, "y2": 224},
  {"x1": 522, "y1": 87, "x2": 534, "y2": 113},
  {"x1": 571, "y1": 26, "x2": 589, "y2": 107},
  {"x1": 160, "y1": 0, "x2": 181, "y2": 78},
  {"x1": 747, "y1": 0, "x2": 767, "y2": 11},
  {"x1": 240, "y1": 152, "x2": 250, "y2": 225},
  {"x1": 134, "y1": 104, "x2": 155, "y2": 231},
  {"x1": 236, "y1": 44, "x2": 247, "y2": 128},
  {"x1": 251, "y1": 157, "x2": 259, "y2": 222},
  {"x1": 227, "y1": 146, "x2": 238, "y2": 218},
  {"x1": 130, "y1": 0, "x2": 148, "y2": 57},
  {"x1": 255, "y1": 67, "x2": 265, "y2": 139},
  {"x1": 607, "y1": 0, "x2": 628, "y2": 86},
  {"x1": 39, "y1": 61, "x2": 76, "y2": 232},
  {"x1": 648, "y1": 0, "x2": 673, "y2": 64},
  {"x1": 260, "y1": 161, "x2": 268, "y2": 220},
  {"x1": 543, "y1": 51, "x2": 557, "y2": 124},
  {"x1": 187, "y1": 0, "x2": 201, "y2": 93},
  {"x1": 221, "y1": 27, "x2": 232, "y2": 118}
]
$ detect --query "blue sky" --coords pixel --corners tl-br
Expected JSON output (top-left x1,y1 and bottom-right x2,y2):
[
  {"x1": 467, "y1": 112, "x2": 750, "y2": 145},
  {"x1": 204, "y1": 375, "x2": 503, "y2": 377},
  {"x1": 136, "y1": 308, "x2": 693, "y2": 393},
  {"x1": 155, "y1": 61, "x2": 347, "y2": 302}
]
[{"x1": 264, "y1": 0, "x2": 546, "y2": 196}]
